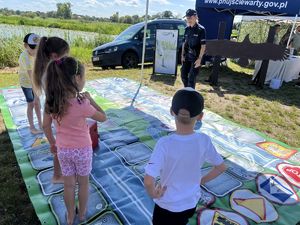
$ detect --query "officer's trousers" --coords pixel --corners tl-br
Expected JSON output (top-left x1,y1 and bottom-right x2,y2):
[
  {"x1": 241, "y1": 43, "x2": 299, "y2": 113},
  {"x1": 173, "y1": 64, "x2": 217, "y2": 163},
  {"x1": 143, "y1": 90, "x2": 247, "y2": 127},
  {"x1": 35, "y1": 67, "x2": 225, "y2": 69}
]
[{"x1": 180, "y1": 60, "x2": 200, "y2": 89}]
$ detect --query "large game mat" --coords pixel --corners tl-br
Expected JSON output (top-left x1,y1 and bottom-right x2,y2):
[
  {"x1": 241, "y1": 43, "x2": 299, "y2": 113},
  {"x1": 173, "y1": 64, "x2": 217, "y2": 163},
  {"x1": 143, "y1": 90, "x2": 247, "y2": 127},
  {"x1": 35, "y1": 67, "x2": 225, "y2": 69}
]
[{"x1": 0, "y1": 78, "x2": 300, "y2": 225}]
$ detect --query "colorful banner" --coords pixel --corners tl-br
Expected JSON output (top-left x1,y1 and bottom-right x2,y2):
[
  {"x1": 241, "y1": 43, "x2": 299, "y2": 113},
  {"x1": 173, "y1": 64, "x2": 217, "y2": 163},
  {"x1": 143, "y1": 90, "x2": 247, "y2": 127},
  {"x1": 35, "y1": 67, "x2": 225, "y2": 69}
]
[{"x1": 197, "y1": 0, "x2": 300, "y2": 15}]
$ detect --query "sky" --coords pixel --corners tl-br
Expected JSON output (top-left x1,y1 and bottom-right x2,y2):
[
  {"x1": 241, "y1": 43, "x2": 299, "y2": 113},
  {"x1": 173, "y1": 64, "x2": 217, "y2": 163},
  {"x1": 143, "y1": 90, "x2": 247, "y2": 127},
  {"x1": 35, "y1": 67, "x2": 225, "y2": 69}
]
[{"x1": 0, "y1": 0, "x2": 196, "y2": 18}]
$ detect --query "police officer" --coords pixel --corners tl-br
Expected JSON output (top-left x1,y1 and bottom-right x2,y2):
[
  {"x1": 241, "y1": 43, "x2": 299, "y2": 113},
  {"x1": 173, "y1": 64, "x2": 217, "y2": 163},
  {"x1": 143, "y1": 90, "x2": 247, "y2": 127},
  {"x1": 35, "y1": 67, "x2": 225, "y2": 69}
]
[{"x1": 181, "y1": 9, "x2": 206, "y2": 89}]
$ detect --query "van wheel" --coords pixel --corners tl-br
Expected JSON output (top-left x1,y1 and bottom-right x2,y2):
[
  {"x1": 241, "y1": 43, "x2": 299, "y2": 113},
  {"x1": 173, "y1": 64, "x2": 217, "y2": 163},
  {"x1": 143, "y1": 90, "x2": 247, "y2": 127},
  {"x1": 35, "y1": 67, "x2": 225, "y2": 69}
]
[
  {"x1": 102, "y1": 66, "x2": 108, "y2": 70},
  {"x1": 122, "y1": 52, "x2": 138, "y2": 69}
]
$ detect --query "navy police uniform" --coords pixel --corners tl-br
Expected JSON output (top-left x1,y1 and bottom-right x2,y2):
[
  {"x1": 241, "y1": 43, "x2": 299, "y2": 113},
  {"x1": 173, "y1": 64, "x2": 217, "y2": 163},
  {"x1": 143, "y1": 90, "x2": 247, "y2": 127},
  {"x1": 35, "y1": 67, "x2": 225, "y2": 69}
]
[{"x1": 181, "y1": 10, "x2": 206, "y2": 89}]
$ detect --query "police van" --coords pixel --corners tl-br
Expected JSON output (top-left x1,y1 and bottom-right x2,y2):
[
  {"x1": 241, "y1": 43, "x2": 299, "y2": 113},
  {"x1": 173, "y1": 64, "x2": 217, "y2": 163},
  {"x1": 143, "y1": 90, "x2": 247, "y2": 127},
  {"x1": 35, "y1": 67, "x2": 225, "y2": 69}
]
[{"x1": 92, "y1": 19, "x2": 186, "y2": 69}]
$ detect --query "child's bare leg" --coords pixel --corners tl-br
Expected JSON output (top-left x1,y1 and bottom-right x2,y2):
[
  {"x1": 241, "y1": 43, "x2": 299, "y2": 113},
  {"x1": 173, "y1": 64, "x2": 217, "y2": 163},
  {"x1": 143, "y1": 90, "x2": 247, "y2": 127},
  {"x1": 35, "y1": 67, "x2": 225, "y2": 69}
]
[
  {"x1": 27, "y1": 102, "x2": 34, "y2": 128},
  {"x1": 63, "y1": 175, "x2": 76, "y2": 225},
  {"x1": 77, "y1": 175, "x2": 89, "y2": 221},
  {"x1": 34, "y1": 97, "x2": 42, "y2": 129},
  {"x1": 27, "y1": 101, "x2": 41, "y2": 135},
  {"x1": 52, "y1": 155, "x2": 63, "y2": 184},
  {"x1": 28, "y1": 101, "x2": 42, "y2": 134}
]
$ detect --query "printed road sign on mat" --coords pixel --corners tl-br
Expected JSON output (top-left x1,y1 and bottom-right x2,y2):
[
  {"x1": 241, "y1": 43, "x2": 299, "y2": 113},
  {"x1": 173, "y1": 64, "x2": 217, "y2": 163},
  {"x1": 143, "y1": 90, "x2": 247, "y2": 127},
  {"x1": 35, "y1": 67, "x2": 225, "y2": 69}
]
[
  {"x1": 198, "y1": 208, "x2": 249, "y2": 225},
  {"x1": 1, "y1": 80, "x2": 300, "y2": 225},
  {"x1": 277, "y1": 163, "x2": 300, "y2": 188},
  {"x1": 230, "y1": 189, "x2": 278, "y2": 223},
  {"x1": 49, "y1": 183, "x2": 108, "y2": 224},
  {"x1": 256, "y1": 142, "x2": 297, "y2": 160},
  {"x1": 257, "y1": 174, "x2": 299, "y2": 205},
  {"x1": 201, "y1": 167, "x2": 242, "y2": 197}
]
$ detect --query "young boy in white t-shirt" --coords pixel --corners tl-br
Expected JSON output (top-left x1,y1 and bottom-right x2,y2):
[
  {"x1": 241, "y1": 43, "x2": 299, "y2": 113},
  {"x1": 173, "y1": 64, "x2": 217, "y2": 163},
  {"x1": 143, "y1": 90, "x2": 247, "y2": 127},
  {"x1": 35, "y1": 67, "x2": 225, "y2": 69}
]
[{"x1": 144, "y1": 88, "x2": 226, "y2": 225}]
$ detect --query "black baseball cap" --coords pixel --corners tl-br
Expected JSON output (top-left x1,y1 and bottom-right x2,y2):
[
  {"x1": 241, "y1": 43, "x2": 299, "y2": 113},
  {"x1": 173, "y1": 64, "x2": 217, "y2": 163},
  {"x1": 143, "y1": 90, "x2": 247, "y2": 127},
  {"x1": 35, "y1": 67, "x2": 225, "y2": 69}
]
[
  {"x1": 183, "y1": 9, "x2": 197, "y2": 18},
  {"x1": 171, "y1": 88, "x2": 204, "y2": 118}
]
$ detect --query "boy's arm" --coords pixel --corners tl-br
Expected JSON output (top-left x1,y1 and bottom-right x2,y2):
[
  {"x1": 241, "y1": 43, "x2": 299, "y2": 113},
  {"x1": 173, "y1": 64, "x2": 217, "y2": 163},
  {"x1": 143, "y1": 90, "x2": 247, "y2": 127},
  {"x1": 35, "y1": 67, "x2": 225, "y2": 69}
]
[
  {"x1": 144, "y1": 141, "x2": 166, "y2": 199},
  {"x1": 28, "y1": 70, "x2": 36, "y2": 93},
  {"x1": 144, "y1": 174, "x2": 167, "y2": 199},
  {"x1": 42, "y1": 112, "x2": 57, "y2": 154},
  {"x1": 201, "y1": 137, "x2": 227, "y2": 185},
  {"x1": 200, "y1": 163, "x2": 226, "y2": 185}
]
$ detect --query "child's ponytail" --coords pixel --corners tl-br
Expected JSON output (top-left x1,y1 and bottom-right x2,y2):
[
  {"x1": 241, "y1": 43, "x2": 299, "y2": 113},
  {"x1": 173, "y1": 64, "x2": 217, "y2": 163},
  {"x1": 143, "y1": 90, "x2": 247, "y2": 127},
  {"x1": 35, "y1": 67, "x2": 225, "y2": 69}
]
[
  {"x1": 33, "y1": 37, "x2": 69, "y2": 95},
  {"x1": 44, "y1": 57, "x2": 84, "y2": 123},
  {"x1": 33, "y1": 36, "x2": 48, "y2": 95}
]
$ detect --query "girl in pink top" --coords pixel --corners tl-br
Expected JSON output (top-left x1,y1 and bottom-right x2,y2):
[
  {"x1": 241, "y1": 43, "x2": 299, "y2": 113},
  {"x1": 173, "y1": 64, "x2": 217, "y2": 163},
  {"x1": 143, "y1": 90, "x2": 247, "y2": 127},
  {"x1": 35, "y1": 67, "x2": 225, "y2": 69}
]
[{"x1": 42, "y1": 57, "x2": 106, "y2": 225}]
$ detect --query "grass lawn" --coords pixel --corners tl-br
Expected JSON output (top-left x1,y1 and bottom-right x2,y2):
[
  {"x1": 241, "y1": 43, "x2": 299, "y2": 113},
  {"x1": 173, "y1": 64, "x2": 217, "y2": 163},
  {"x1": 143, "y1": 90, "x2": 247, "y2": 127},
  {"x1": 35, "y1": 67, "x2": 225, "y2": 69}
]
[
  {"x1": 0, "y1": 62, "x2": 299, "y2": 224},
  {"x1": 0, "y1": 15, "x2": 130, "y2": 35}
]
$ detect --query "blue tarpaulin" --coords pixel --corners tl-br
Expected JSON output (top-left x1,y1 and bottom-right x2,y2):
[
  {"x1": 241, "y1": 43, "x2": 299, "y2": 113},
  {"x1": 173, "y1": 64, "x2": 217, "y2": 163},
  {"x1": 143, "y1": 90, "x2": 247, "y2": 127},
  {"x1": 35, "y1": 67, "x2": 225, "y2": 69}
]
[
  {"x1": 197, "y1": 0, "x2": 300, "y2": 15},
  {"x1": 196, "y1": 0, "x2": 300, "y2": 40}
]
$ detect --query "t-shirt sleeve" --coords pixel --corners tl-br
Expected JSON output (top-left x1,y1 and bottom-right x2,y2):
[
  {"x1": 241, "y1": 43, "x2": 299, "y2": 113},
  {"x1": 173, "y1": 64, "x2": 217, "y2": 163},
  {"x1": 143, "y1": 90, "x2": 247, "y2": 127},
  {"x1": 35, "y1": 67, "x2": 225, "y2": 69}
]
[
  {"x1": 82, "y1": 99, "x2": 97, "y2": 118},
  {"x1": 145, "y1": 141, "x2": 164, "y2": 178},
  {"x1": 204, "y1": 137, "x2": 223, "y2": 166},
  {"x1": 19, "y1": 54, "x2": 29, "y2": 71},
  {"x1": 19, "y1": 52, "x2": 32, "y2": 71},
  {"x1": 200, "y1": 28, "x2": 206, "y2": 45}
]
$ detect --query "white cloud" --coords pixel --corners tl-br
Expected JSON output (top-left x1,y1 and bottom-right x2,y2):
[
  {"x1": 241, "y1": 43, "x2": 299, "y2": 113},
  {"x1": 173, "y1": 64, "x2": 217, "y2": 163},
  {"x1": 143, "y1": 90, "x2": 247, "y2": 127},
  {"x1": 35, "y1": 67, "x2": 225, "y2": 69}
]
[
  {"x1": 151, "y1": 0, "x2": 171, "y2": 4},
  {"x1": 114, "y1": 0, "x2": 140, "y2": 7},
  {"x1": 82, "y1": 0, "x2": 111, "y2": 7}
]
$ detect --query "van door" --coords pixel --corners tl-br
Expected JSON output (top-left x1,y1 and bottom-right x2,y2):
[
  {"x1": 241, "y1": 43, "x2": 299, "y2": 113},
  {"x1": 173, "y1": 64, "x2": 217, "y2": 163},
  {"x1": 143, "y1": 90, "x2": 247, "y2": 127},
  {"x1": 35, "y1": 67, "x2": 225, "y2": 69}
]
[
  {"x1": 140, "y1": 24, "x2": 157, "y2": 62},
  {"x1": 177, "y1": 23, "x2": 186, "y2": 48}
]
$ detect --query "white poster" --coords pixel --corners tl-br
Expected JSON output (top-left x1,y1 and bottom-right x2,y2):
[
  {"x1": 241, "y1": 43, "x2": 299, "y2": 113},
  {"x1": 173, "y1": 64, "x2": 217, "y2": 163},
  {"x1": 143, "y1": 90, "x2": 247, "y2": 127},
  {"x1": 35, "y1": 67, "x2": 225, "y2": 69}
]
[{"x1": 154, "y1": 29, "x2": 179, "y2": 75}]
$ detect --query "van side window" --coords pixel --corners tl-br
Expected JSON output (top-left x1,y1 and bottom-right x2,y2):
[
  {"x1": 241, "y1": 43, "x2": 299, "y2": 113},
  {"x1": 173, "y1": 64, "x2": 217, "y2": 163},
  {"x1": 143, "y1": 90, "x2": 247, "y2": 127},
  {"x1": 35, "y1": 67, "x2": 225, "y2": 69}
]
[
  {"x1": 141, "y1": 24, "x2": 156, "y2": 40},
  {"x1": 177, "y1": 24, "x2": 185, "y2": 37},
  {"x1": 159, "y1": 23, "x2": 174, "y2": 29}
]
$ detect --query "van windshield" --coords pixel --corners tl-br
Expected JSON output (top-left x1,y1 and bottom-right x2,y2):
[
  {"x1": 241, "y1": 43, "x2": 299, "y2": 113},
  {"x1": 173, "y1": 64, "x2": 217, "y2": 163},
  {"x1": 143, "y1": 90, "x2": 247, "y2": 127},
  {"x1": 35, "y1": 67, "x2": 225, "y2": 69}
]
[{"x1": 114, "y1": 23, "x2": 143, "y2": 41}]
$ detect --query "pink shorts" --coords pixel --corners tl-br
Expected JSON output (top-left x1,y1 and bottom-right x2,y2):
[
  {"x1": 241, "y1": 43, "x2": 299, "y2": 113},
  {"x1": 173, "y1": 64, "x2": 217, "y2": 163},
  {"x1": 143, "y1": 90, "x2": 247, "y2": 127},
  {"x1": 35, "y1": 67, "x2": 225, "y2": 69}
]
[{"x1": 57, "y1": 146, "x2": 93, "y2": 176}]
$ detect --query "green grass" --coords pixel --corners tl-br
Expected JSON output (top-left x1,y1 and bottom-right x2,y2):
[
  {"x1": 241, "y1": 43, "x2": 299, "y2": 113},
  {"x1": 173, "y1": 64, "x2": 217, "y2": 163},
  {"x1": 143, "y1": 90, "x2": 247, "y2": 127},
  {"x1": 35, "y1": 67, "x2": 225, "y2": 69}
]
[
  {"x1": 0, "y1": 15, "x2": 130, "y2": 35},
  {"x1": 0, "y1": 37, "x2": 23, "y2": 68},
  {"x1": 70, "y1": 47, "x2": 93, "y2": 64},
  {"x1": 0, "y1": 35, "x2": 113, "y2": 68},
  {"x1": 0, "y1": 63, "x2": 299, "y2": 224}
]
